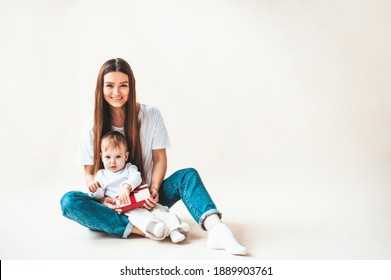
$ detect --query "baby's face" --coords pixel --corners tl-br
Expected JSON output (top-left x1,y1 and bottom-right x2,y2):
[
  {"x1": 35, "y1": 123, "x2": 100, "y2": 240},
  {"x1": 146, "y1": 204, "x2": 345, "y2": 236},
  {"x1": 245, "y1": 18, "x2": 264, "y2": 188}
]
[{"x1": 101, "y1": 145, "x2": 128, "y2": 172}]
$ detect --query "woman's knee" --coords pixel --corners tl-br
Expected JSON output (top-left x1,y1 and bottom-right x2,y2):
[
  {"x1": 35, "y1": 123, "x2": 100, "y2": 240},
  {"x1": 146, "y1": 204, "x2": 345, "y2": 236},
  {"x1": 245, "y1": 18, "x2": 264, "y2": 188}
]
[
  {"x1": 178, "y1": 167, "x2": 204, "y2": 191},
  {"x1": 60, "y1": 191, "x2": 84, "y2": 213},
  {"x1": 181, "y1": 167, "x2": 200, "y2": 179}
]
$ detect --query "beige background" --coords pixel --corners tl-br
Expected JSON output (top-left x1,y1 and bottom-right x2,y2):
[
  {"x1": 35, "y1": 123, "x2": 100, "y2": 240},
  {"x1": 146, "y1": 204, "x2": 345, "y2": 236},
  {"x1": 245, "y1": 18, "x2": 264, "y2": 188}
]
[{"x1": 0, "y1": 0, "x2": 390, "y2": 259}]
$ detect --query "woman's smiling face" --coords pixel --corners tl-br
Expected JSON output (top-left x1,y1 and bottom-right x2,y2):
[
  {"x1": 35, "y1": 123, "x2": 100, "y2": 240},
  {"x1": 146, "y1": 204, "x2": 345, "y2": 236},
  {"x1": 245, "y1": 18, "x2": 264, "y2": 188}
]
[{"x1": 103, "y1": 71, "x2": 130, "y2": 108}]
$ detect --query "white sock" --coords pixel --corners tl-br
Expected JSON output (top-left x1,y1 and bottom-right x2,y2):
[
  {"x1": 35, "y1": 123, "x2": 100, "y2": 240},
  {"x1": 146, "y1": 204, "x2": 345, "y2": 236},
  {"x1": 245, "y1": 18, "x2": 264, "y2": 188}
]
[
  {"x1": 146, "y1": 222, "x2": 165, "y2": 239},
  {"x1": 170, "y1": 229, "x2": 186, "y2": 243},
  {"x1": 207, "y1": 223, "x2": 247, "y2": 255}
]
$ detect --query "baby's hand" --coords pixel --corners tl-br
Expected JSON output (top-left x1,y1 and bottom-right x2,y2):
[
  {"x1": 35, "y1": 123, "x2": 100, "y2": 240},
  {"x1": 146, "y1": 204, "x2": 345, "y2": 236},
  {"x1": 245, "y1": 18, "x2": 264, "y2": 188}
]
[
  {"x1": 118, "y1": 184, "x2": 132, "y2": 205},
  {"x1": 88, "y1": 181, "x2": 101, "y2": 193}
]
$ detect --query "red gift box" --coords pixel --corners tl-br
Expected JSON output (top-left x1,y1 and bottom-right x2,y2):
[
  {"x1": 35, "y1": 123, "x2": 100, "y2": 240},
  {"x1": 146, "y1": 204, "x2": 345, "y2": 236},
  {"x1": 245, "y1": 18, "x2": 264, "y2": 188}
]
[{"x1": 115, "y1": 184, "x2": 150, "y2": 212}]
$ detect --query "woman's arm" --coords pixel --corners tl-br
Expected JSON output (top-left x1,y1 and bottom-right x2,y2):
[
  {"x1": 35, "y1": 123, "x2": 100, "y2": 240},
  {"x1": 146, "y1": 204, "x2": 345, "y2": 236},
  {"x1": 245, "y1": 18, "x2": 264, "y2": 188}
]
[
  {"x1": 84, "y1": 165, "x2": 95, "y2": 185},
  {"x1": 150, "y1": 149, "x2": 167, "y2": 191},
  {"x1": 144, "y1": 149, "x2": 167, "y2": 210}
]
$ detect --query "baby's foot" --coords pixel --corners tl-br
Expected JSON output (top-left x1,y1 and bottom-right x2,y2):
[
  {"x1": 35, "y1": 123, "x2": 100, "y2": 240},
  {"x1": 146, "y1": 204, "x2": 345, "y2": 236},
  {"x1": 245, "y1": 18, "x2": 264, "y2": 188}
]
[
  {"x1": 170, "y1": 229, "x2": 186, "y2": 243},
  {"x1": 146, "y1": 222, "x2": 166, "y2": 239},
  {"x1": 178, "y1": 222, "x2": 191, "y2": 236}
]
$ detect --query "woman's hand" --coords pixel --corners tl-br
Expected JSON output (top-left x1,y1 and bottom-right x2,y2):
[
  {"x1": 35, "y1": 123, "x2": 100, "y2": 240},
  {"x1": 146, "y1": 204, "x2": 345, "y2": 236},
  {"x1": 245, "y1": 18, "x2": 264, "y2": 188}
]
[
  {"x1": 144, "y1": 188, "x2": 159, "y2": 210},
  {"x1": 88, "y1": 181, "x2": 101, "y2": 193}
]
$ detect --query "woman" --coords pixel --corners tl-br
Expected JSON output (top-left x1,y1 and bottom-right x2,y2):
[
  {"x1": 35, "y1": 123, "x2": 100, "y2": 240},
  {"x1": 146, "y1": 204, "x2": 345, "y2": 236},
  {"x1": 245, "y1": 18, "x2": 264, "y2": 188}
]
[{"x1": 60, "y1": 58, "x2": 247, "y2": 255}]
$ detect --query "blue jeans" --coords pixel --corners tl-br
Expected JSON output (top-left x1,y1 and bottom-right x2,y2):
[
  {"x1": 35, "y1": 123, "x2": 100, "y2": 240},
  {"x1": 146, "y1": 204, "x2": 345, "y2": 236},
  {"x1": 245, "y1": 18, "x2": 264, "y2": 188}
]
[{"x1": 60, "y1": 168, "x2": 222, "y2": 238}]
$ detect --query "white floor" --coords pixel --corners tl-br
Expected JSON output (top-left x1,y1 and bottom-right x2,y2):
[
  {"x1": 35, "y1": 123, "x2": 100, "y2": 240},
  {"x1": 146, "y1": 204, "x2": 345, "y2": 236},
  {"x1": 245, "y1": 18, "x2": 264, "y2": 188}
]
[
  {"x1": 1, "y1": 176, "x2": 390, "y2": 260},
  {"x1": 1, "y1": 0, "x2": 390, "y2": 263}
]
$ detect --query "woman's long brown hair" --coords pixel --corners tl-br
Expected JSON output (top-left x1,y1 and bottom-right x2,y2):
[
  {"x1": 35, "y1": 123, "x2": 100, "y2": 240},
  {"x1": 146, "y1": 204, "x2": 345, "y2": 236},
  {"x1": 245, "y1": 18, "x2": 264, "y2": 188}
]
[{"x1": 93, "y1": 58, "x2": 145, "y2": 182}]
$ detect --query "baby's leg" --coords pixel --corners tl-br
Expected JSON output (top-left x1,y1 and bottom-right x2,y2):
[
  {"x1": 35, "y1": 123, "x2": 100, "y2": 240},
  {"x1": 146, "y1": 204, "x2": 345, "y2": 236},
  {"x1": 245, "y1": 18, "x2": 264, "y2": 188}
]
[
  {"x1": 151, "y1": 204, "x2": 191, "y2": 243},
  {"x1": 125, "y1": 208, "x2": 168, "y2": 240}
]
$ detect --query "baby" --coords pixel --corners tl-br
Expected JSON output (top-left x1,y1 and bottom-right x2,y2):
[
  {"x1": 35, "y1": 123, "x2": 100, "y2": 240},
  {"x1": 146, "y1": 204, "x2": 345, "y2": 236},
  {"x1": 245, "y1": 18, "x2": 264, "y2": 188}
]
[{"x1": 89, "y1": 131, "x2": 190, "y2": 242}]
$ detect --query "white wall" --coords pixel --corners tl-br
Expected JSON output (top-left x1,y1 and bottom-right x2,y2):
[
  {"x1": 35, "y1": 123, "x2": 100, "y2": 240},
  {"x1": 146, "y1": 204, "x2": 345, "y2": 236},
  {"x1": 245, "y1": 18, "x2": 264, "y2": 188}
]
[{"x1": 0, "y1": 0, "x2": 390, "y2": 224}]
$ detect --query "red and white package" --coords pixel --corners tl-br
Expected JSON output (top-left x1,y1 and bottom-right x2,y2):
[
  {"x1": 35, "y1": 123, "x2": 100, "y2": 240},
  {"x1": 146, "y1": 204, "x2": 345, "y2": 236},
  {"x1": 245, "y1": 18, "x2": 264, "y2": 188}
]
[{"x1": 115, "y1": 184, "x2": 150, "y2": 212}]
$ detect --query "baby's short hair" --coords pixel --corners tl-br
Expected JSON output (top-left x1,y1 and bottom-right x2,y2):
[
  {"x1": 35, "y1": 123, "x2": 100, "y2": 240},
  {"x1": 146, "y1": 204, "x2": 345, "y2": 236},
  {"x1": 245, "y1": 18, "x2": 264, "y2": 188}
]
[{"x1": 101, "y1": 131, "x2": 128, "y2": 152}]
